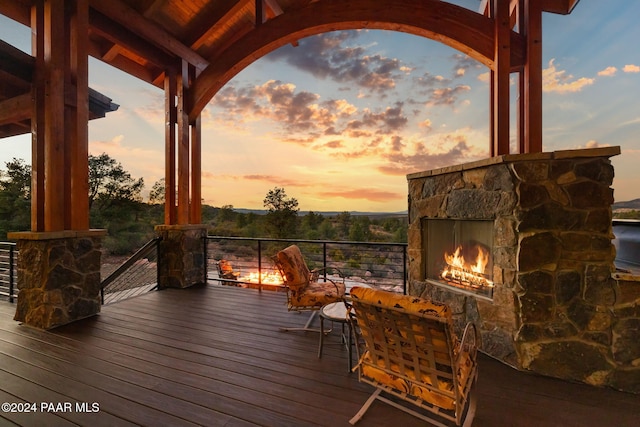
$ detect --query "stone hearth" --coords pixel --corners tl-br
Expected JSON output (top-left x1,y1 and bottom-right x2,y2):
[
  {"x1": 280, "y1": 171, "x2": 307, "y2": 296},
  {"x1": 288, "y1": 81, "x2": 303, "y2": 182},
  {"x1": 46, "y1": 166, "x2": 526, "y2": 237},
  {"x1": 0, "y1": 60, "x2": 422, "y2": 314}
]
[{"x1": 407, "y1": 146, "x2": 640, "y2": 393}]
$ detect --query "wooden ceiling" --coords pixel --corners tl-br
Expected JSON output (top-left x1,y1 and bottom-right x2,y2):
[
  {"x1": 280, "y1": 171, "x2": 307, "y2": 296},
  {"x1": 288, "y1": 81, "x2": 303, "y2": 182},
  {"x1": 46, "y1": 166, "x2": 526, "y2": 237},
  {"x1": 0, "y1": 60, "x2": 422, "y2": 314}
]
[{"x1": 0, "y1": 0, "x2": 580, "y2": 132}]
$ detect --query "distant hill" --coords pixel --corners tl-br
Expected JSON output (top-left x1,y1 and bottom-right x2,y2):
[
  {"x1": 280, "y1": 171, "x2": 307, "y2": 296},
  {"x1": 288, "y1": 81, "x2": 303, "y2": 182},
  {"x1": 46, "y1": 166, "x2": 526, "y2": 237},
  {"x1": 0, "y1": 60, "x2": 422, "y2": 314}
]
[
  {"x1": 233, "y1": 208, "x2": 408, "y2": 217},
  {"x1": 613, "y1": 199, "x2": 640, "y2": 210}
]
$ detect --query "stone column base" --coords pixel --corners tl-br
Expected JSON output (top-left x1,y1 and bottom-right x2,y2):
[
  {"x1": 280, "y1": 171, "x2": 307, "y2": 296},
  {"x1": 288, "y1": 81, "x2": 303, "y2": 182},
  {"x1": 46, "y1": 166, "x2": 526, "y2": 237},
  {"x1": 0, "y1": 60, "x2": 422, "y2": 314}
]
[
  {"x1": 7, "y1": 230, "x2": 106, "y2": 330},
  {"x1": 155, "y1": 224, "x2": 207, "y2": 289}
]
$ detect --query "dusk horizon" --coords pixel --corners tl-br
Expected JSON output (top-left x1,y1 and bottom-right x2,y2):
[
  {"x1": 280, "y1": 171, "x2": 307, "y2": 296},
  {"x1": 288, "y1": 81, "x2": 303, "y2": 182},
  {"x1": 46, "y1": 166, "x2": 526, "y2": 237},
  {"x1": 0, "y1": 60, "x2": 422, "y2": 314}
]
[{"x1": 1, "y1": 0, "x2": 639, "y2": 213}]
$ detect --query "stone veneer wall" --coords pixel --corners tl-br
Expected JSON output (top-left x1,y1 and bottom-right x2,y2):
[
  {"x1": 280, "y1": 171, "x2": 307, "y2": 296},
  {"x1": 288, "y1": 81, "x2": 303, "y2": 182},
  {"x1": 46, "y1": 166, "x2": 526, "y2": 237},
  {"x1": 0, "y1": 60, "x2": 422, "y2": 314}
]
[
  {"x1": 155, "y1": 225, "x2": 207, "y2": 289},
  {"x1": 9, "y1": 230, "x2": 105, "y2": 329},
  {"x1": 407, "y1": 147, "x2": 640, "y2": 393}
]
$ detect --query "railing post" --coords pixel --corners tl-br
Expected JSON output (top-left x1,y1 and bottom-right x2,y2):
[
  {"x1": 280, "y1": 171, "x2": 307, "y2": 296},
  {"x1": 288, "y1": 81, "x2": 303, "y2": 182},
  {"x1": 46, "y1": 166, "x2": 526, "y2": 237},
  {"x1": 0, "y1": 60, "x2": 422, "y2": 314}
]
[
  {"x1": 203, "y1": 235, "x2": 208, "y2": 284},
  {"x1": 257, "y1": 240, "x2": 262, "y2": 292},
  {"x1": 9, "y1": 245, "x2": 14, "y2": 303},
  {"x1": 403, "y1": 244, "x2": 407, "y2": 295},
  {"x1": 323, "y1": 241, "x2": 327, "y2": 281}
]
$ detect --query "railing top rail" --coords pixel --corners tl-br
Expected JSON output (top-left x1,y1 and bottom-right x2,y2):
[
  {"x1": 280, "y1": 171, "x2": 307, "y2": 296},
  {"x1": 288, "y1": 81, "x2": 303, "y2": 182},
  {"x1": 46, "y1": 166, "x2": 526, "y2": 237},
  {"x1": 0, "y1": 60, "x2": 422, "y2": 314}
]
[
  {"x1": 101, "y1": 237, "x2": 160, "y2": 289},
  {"x1": 613, "y1": 219, "x2": 640, "y2": 226},
  {"x1": 0, "y1": 242, "x2": 17, "y2": 247},
  {"x1": 206, "y1": 235, "x2": 407, "y2": 247}
]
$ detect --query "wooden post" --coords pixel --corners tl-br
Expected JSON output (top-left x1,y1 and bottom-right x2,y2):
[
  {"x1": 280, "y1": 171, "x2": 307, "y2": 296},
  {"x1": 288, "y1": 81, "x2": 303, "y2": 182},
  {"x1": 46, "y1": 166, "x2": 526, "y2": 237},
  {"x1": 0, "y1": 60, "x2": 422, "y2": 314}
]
[
  {"x1": 491, "y1": 0, "x2": 511, "y2": 156},
  {"x1": 190, "y1": 120, "x2": 202, "y2": 223},
  {"x1": 30, "y1": 1, "x2": 45, "y2": 232},
  {"x1": 523, "y1": 0, "x2": 543, "y2": 153},
  {"x1": 69, "y1": 0, "x2": 90, "y2": 230},
  {"x1": 177, "y1": 59, "x2": 190, "y2": 225},
  {"x1": 164, "y1": 67, "x2": 177, "y2": 224},
  {"x1": 43, "y1": 0, "x2": 67, "y2": 231}
]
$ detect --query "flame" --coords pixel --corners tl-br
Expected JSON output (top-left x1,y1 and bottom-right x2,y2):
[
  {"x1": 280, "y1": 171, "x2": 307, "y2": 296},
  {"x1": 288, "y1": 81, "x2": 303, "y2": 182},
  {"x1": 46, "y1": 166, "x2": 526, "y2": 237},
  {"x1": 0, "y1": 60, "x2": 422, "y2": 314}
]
[
  {"x1": 441, "y1": 245, "x2": 493, "y2": 288},
  {"x1": 238, "y1": 271, "x2": 283, "y2": 285}
]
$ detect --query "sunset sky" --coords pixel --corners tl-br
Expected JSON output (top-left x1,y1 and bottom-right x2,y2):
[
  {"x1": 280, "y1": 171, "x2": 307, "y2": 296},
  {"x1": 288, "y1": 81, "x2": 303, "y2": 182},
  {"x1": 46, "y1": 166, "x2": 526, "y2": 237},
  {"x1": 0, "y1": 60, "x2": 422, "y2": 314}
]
[{"x1": 1, "y1": 0, "x2": 639, "y2": 213}]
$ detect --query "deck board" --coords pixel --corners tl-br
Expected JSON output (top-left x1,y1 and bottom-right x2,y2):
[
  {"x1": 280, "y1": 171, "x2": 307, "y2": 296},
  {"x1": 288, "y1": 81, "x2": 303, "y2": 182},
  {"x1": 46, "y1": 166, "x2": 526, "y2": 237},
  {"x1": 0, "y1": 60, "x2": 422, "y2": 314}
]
[{"x1": 1, "y1": 284, "x2": 639, "y2": 427}]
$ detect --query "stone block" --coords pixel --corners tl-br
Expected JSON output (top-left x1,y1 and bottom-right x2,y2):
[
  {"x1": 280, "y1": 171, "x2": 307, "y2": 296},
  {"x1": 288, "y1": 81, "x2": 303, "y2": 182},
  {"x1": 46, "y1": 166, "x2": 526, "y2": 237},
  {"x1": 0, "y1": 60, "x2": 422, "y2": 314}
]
[
  {"x1": 518, "y1": 232, "x2": 562, "y2": 271},
  {"x1": 519, "y1": 270, "x2": 554, "y2": 294},
  {"x1": 556, "y1": 270, "x2": 581, "y2": 304},
  {"x1": 13, "y1": 233, "x2": 102, "y2": 329},
  {"x1": 612, "y1": 318, "x2": 640, "y2": 365},
  {"x1": 564, "y1": 181, "x2": 614, "y2": 209},
  {"x1": 520, "y1": 341, "x2": 613, "y2": 385},
  {"x1": 518, "y1": 183, "x2": 550, "y2": 208}
]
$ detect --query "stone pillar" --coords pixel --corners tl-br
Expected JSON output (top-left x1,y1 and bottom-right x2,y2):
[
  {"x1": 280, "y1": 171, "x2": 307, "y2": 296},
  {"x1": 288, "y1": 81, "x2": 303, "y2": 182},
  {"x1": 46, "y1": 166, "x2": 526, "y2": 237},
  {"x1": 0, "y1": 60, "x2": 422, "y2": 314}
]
[
  {"x1": 8, "y1": 230, "x2": 105, "y2": 329},
  {"x1": 155, "y1": 225, "x2": 207, "y2": 289}
]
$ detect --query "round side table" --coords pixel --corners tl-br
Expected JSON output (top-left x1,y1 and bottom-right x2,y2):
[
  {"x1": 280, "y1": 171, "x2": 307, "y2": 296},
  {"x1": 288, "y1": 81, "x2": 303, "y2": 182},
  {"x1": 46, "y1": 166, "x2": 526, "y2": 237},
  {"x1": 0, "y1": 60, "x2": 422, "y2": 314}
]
[{"x1": 318, "y1": 301, "x2": 353, "y2": 372}]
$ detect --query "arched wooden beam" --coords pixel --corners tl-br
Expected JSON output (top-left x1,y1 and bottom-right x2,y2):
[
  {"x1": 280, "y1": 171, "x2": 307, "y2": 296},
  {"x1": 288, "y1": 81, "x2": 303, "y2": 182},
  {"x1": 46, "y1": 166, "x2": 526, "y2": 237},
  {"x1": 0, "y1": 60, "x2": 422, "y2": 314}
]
[{"x1": 189, "y1": 0, "x2": 525, "y2": 120}]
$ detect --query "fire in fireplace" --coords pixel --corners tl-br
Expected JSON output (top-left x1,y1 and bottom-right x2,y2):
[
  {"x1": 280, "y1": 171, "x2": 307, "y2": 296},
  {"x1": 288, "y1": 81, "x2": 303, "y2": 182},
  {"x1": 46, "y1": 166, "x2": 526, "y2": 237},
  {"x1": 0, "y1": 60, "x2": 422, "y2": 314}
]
[{"x1": 423, "y1": 219, "x2": 494, "y2": 299}]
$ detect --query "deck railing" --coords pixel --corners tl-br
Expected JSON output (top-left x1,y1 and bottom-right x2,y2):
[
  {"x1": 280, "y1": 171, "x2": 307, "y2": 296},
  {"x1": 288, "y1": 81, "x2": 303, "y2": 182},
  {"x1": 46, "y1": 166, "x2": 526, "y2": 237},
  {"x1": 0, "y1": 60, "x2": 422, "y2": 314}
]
[
  {"x1": 0, "y1": 242, "x2": 17, "y2": 303},
  {"x1": 206, "y1": 236, "x2": 408, "y2": 294},
  {"x1": 100, "y1": 237, "x2": 160, "y2": 304}
]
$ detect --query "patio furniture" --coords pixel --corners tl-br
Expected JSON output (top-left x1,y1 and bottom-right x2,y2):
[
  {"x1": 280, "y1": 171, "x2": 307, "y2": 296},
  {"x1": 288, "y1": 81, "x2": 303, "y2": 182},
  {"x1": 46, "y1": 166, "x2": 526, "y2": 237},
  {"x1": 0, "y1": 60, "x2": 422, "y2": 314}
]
[
  {"x1": 272, "y1": 244, "x2": 346, "y2": 332},
  {"x1": 217, "y1": 259, "x2": 240, "y2": 281},
  {"x1": 348, "y1": 287, "x2": 478, "y2": 426},
  {"x1": 318, "y1": 301, "x2": 354, "y2": 372}
]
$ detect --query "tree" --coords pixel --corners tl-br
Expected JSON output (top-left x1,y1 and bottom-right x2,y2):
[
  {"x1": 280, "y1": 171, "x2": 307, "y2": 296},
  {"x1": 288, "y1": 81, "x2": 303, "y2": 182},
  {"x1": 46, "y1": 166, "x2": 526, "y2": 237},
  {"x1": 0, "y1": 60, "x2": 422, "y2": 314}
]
[
  {"x1": 263, "y1": 187, "x2": 299, "y2": 238},
  {"x1": 89, "y1": 153, "x2": 144, "y2": 211},
  {"x1": 349, "y1": 215, "x2": 372, "y2": 241},
  {"x1": 0, "y1": 159, "x2": 31, "y2": 237},
  {"x1": 148, "y1": 178, "x2": 165, "y2": 204}
]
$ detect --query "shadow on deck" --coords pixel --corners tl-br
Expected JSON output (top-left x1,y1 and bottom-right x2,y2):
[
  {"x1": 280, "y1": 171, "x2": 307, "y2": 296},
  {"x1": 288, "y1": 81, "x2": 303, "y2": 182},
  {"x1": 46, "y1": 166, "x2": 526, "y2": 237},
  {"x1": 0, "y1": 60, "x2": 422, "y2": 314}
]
[{"x1": 0, "y1": 284, "x2": 638, "y2": 426}]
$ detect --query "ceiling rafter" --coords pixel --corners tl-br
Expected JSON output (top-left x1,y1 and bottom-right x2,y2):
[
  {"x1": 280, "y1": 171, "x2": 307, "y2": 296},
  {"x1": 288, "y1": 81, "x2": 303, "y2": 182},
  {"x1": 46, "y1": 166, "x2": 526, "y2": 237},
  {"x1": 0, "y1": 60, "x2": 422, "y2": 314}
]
[
  {"x1": 186, "y1": 0, "x2": 250, "y2": 51},
  {"x1": 89, "y1": 9, "x2": 174, "y2": 70},
  {"x1": 88, "y1": 0, "x2": 209, "y2": 70},
  {"x1": 190, "y1": 0, "x2": 525, "y2": 120}
]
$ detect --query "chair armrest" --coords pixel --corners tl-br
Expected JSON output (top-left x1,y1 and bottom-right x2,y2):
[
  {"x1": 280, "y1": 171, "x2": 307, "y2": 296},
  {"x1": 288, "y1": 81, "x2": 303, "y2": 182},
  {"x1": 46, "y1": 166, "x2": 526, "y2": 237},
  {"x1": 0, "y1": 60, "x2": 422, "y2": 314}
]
[
  {"x1": 310, "y1": 267, "x2": 346, "y2": 283},
  {"x1": 457, "y1": 322, "x2": 479, "y2": 362}
]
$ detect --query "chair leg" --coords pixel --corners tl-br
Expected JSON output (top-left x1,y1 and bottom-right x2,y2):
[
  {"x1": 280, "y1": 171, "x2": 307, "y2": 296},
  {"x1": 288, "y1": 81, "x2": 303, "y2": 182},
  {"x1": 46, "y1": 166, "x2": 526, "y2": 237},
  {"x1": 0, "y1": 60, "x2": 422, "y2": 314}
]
[
  {"x1": 462, "y1": 387, "x2": 478, "y2": 427},
  {"x1": 349, "y1": 388, "x2": 381, "y2": 425},
  {"x1": 280, "y1": 311, "x2": 331, "y2": 333}
]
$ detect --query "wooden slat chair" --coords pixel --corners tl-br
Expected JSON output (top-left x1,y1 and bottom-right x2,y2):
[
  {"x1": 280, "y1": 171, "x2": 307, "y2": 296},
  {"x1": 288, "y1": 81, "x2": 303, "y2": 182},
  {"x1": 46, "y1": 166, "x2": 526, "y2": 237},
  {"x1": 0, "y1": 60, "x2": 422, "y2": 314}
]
[
  {"x1": 272, "y1": 244, "x2": 346, "y2": 332},
  {"x1": 348, "y1": 287, "x2": 478, "y2": 426}
]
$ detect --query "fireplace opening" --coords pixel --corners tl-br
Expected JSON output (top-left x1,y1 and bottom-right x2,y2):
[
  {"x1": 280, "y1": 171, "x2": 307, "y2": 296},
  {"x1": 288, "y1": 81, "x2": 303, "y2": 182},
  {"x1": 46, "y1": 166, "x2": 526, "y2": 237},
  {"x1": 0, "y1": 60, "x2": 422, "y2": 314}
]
[{"x1": 423, "y1": 219, "x2": 494, "y2": 299}]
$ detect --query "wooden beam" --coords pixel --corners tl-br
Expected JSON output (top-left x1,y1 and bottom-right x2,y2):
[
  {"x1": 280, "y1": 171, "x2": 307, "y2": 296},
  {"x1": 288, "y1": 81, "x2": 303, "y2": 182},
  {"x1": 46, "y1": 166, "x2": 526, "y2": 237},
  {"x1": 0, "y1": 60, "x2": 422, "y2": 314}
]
[
  {"x1": 89, "y1": 0, "x2": 209, "y2": 71},
  {"x1": 541, "y1": 0, "x2": 581, "y2": 15},
  {"x1": 176, "y1": 59, "x2": 190, "y2": 225},
  {"x1": 185, "y1": 0, "x2": 249, "y2": 51},
  {"x1": 69, "y1": 0, "x2": 90, "y2": 230},
  {"x1": 190, "y1": 115, "x2": 202, "y2": 224},
  {"x1": 30, "y1": 0, "x2": 45, "y2": 232},
  {"x1": 191, "y1": 0, "x2": 520, "y2": 120},
  {"x1": 255, "y1": 0, "x2": 264, "y2": 26},
  {"x1": 88, "y1": 9, "x2": 174, "y2": 70},
  {"x1": 189, "y1": 63, "x2": 201, "y2": 224},
  {"x1": 523, "y1": 0, "x2": 543, "y2": 153},
  {"x1": 264, "y1": 0, "x2": 284, "y2": 18},
  {"x1": 491, "y1": 0, "x2": 511, "y2": 156},
  {"x1": 0, "y1": 93, "x2": 31, "y2": 126},
  {"x1": 0, "y1": 0, "x2": 31, "y2": 26},
  {"x1": 164, "y1": 68, "x2": 177, "y2": 225},
  {"x1": 43, "y1": 0, "x2": 67, "y2": 231}
]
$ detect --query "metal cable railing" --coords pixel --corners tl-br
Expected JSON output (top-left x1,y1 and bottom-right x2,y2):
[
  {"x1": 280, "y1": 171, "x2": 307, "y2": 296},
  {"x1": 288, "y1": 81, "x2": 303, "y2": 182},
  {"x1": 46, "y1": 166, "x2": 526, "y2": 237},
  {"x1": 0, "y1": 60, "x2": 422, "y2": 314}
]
[
  {"x1": 206, "y1": 236, "x2": 408, "y2": 294},
  {"x1": 100, "y1": 238, "x2": 160, "y2": 304},
  {"x1": 0, "y1": 242, "x2": 17, "y2": 303}
]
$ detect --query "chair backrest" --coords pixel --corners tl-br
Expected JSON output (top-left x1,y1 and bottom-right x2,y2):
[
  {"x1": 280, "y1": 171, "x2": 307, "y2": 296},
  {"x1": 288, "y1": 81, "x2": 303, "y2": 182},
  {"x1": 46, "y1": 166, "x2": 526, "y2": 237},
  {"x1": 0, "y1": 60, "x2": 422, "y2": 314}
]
[
  {"x1": 273, "y1": 245, "x2": 311, "y2": 290},
  {"x1": 349, "y1": 287, "x2": 458, "y2": 398}
]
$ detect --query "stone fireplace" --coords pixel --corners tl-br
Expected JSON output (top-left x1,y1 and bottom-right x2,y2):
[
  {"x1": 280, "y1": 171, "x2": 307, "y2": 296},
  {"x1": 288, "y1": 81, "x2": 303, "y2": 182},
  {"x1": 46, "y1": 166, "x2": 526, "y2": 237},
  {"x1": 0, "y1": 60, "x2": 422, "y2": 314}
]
[{"x1": 407, "y1": 146, "x2": 640, "y2": 393}]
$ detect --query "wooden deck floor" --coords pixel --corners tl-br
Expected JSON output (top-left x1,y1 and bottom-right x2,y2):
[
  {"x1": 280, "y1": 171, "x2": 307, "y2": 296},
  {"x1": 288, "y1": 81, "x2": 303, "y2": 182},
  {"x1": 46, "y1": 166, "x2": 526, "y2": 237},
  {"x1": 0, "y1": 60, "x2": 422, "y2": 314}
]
[{"x1": 0, "y1": 284, "x2": 638, "y2": 427}]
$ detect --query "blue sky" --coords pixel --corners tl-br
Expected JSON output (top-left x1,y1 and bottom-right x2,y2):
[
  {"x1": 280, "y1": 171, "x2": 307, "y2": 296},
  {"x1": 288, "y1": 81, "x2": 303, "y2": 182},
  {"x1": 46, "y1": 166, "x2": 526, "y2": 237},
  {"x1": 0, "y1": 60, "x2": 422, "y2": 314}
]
[{"x1": 1, "y1": 0, "x2": 639, "y2": 212}]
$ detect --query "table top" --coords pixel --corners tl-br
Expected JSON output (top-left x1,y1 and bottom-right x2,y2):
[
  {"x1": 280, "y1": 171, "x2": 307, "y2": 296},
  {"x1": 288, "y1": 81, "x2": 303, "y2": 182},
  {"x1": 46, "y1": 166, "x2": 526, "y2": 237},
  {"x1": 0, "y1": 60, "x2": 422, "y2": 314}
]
[{"x1": 320, "y1": 301, "x2": 348, "y2": 322}]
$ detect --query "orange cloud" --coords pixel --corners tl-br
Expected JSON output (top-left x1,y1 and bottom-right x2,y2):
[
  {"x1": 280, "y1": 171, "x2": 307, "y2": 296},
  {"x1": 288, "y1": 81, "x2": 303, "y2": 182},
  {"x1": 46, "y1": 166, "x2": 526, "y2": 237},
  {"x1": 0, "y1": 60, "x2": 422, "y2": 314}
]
[
  {"x1": 597, "y1": 66, "x2": 617, "y2": 77},
  {"x1": 543, "y1": 59, "x2": 595, "y2": 93},
  {"x1": 623, "y1": 64, "x2": 640, "y2": 73},
  {"x1": 318, "y1": 189, "x2": 401, "y2": 203}
]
